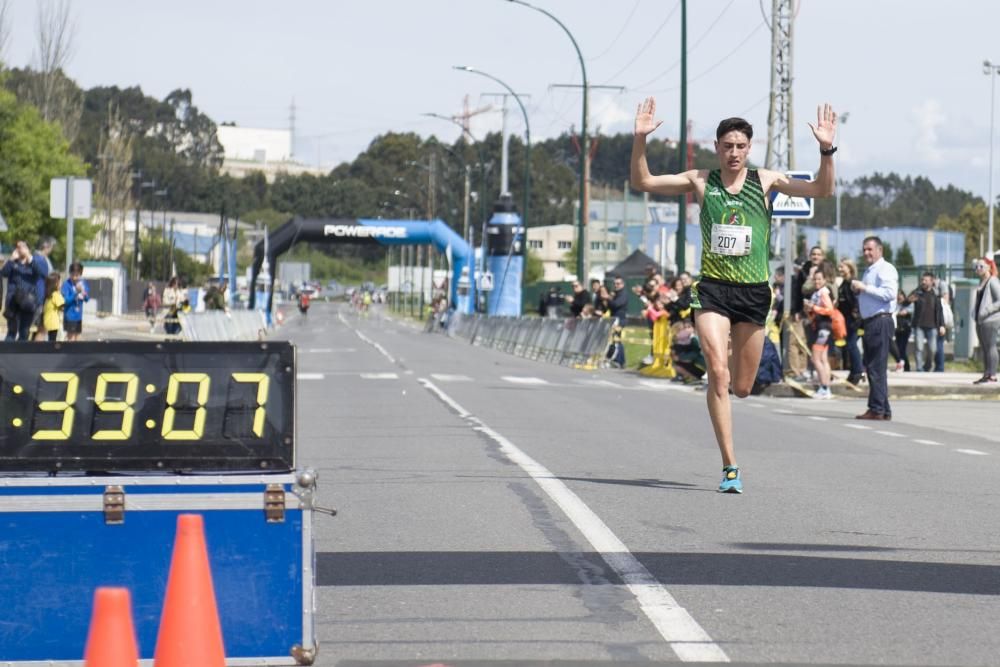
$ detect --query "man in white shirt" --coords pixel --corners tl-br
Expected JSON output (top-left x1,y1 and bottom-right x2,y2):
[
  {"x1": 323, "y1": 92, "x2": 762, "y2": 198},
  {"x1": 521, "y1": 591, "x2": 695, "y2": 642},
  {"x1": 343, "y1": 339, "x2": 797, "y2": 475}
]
[{"x1": 851, "y1": 236, "x2": 898, "y2": 420}]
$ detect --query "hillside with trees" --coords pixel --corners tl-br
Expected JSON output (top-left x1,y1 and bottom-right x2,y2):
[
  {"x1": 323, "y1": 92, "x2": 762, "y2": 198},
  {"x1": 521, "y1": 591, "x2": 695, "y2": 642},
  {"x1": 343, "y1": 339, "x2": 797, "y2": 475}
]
[{"x1": 0, "y1": 2, "x2": 992, "y2": 277}]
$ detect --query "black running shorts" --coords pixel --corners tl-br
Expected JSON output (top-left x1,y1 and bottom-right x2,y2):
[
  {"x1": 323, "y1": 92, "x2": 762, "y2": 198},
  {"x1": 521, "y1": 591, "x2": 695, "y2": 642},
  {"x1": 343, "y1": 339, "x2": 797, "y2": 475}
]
[{"x1": 691, "y1": 277, "x2": 772, "y2": 326}]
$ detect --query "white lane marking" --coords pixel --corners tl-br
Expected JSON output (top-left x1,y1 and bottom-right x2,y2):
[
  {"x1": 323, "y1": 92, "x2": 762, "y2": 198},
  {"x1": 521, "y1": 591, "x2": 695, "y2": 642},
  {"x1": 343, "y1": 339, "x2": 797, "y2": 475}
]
[
  {"x1": 502, "y1": 376, "x2": 549, "y2": 385},
  {"x1": 298, "y1": 373, "x2": 325, "y2": 380},
  {"x1": 339, "y1": 312, "x2": 397, "y2": 364},
  {"x1": 772, "y1": 409, "x2": 795, "y2": 415},
  {"x1": 576, "y1": 379, "x2": 624, "y2": 388},
  {"x1": 419, "y1": 378, "x2": 728, "y2": 663},
  {"x1": 875, "y1": 431, "x2": 905, "y2": 438},
  {"x1": 431, "y1": 374, "x2": 473, "y2": 383},
  {"x1": 637, "y1": 379, "x2": 687, "y2": 391},
  {"x1": 807, "y1": 416, "x2": 828, "y2": 421},
  {"x1": 914, "y1": 439, "x2": 944, "y2": 446},
  {"x1": 304, "y1": 347, "x2": 356, "y2": 353},
  {"x1": 844, "y1": 424, "x2": 871, "y2": 430},
  {"x1": 955, "y1": 449, "x2": 989, "y2": 456},
  {"x1": 744, "y1": 403, "x2": 764, "y2": 409},
  {"x1": 360, "y1": 373, "x2": 398, "y2": 380}
]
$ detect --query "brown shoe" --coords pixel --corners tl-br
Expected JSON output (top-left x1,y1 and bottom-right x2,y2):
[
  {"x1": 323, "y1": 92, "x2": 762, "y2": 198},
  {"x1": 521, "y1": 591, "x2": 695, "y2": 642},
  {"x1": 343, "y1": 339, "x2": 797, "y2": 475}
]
[{"x1": 855, "y1": 410, "x2": 886, "y2": 420}]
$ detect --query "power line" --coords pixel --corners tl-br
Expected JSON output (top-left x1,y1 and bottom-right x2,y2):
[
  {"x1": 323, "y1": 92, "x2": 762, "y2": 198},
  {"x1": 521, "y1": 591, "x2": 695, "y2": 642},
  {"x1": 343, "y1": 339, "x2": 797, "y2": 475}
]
[
  {"x1": 587, "y1": 0, "x2": 642, "y2": 62},
  {"x1": 626, "y1": 0, "x2": 736, "y2": 91},
  {"x1": 738, "y1": 91, "x2": 771, "y2": 118},
  {"x1": 635, "y1": 22, "x2": 765, "y2": 95},
  {"x1": 599, "y1": 0, "x2": 680, "y2": 85}
]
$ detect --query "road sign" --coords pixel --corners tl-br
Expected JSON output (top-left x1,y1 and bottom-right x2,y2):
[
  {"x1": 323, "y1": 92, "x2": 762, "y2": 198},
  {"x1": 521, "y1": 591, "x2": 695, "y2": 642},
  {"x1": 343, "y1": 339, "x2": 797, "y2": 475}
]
[
  {"x1": 50, "y1": 177, "x2": 92, "y2": 219},
  {"x1": 770, "y1": 171, "x2": 814, "y2": 219}
]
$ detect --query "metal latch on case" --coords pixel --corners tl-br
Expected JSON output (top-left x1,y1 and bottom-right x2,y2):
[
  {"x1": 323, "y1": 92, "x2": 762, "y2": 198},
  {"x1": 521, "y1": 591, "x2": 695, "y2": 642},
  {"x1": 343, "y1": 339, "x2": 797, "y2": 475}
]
[
  {"x1": 264, "y1": 484, "x2": 285, "y2": 523},
  {"x1": 103, "y1": 486, "x2": 125, "y2": 524}
]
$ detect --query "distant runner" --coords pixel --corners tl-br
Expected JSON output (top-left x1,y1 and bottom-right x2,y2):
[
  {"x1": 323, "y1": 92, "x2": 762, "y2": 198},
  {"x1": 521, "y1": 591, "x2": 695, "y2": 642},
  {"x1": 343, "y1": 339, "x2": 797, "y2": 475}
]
[{"x1": 631, "y1": 97, "x2": 838, "y2": 493}]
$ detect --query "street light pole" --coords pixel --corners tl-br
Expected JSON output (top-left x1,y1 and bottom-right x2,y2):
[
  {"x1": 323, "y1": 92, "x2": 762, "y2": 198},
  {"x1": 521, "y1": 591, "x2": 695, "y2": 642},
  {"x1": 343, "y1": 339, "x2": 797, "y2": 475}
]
[
  {"x1": 453, "y1": 66, "x2": 531, "y2": 232},
  {"x1": 507, "y1": 0, "x2": 587, "y2": 280},
  {"x1": 834, "y1": 112, "x2": 849, "y2": 257},
  {"x1": 422, "y1": 112, "x2": 489, "y2": 242},
  {"x1": 985, "y1": 59, "x2": 999, "y2": 256}
]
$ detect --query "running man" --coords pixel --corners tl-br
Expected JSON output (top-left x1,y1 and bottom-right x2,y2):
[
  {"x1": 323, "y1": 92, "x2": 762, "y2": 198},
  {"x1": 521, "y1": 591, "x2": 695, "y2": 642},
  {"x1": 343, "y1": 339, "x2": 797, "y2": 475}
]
[{"x1": 630, "y1": 97, "x2": 838, "y2": 493}]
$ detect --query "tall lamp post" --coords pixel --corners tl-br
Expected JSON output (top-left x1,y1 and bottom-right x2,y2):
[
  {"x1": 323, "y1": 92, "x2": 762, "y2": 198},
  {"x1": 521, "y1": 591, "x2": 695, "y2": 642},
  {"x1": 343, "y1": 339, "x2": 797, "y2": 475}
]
[
  {"x1": 421, "y1": 112, "x2": 489, "y2": 243},
  {"x1": 423, "y1": 112, "x2": 492, "y2": 313},
  {"x1": 834, "y1": 112, "x2": 849, "y2": 257},
  {"x1": 154, "y1": 188, "x2": 168, "y2": 281},
  {"x1": 985, "y1": 59, "x2": 999, "y2": 256},
  {"x1": 453, "y1": 66, "x2": 530, "y2": 232},
  {"x1": 507, "y1": 0, "x2": 587, "y2": 280}
]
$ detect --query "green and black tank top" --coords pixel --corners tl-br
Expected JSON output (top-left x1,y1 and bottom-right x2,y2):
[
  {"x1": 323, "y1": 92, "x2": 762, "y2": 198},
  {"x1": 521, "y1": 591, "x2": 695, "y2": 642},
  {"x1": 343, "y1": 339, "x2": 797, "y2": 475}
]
[{"x1": 698, "y1": 168, "x2": 771, "y2": 284}]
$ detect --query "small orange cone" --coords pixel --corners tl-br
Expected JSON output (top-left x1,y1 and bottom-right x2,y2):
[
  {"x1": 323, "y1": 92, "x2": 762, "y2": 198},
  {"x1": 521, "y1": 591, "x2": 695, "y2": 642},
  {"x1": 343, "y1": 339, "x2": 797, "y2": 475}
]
[
  {"x1": 84, "y1": 587, "x2": 139, "y2": 667},
  {"x1": 153, "y1": 514, "x2": 225, "y2": 667}
]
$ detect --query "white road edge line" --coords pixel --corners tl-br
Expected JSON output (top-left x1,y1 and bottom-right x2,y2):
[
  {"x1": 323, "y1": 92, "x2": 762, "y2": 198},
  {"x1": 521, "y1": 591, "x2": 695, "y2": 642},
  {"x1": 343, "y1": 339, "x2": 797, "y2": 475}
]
[
  {"x1": 339, "y1": 312, "x2": 397, "y2": 364},
  {"x1": 418, "y1": 377, "x2": 729, "y2": 663},
  {"x1": 297, "y1": 373, "x2": 325, "y2": 380},
  {"x1": 955, "y1": 448, "x2": 989, "y2": 456}
]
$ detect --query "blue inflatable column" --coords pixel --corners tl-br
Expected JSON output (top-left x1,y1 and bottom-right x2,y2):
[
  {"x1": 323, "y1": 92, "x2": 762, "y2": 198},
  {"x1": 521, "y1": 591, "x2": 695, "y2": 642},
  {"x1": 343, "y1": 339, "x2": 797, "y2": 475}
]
[{"x1": 485, "y1": 202, "x2": 524, "y2": 317}]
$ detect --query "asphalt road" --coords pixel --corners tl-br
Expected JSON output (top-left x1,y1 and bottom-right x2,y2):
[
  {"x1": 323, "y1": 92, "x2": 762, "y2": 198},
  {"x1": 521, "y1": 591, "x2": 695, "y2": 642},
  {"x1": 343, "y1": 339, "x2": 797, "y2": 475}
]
[{"x1": 276, "y1": 302, "x2": 1000, "y2": 667}]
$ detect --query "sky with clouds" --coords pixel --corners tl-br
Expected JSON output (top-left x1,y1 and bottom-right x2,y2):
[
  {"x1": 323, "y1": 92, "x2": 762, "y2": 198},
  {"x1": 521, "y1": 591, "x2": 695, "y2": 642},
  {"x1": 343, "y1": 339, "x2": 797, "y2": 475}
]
[{"x1": 2, "y1": 0, "x2": 999, "y2": 199}]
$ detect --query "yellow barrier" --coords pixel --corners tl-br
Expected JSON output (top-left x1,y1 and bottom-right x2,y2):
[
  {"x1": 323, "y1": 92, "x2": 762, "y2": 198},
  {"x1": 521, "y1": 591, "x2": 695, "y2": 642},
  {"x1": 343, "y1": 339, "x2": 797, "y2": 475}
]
[{"x1": 639, "y1": 317, "x2": 675, "y2": 378}]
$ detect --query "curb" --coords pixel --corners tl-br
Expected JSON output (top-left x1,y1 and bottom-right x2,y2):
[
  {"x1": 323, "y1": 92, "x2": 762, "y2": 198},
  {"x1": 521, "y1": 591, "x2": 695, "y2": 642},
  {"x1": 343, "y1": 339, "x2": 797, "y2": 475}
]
[{"x1": 760, "y1": 382, "x2": 1000, "y2": 400}]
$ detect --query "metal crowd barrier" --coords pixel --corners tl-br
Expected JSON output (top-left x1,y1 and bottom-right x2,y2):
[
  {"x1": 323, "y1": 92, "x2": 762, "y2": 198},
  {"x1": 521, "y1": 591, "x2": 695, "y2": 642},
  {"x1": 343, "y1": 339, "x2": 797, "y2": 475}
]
[
  {"x1": 440, "y1": 313, "x2": 614, "y2": 368},
  {"x1": 178, "y1": 310, "x2": 268, "y2": 341}
]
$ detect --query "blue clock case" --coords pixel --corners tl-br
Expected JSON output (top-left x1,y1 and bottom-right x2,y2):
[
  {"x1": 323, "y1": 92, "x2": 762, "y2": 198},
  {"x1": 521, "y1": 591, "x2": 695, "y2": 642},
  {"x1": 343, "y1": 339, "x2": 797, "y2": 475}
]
[{"x1": 0, "y1": 472, "x2": 318, "y2": 665}]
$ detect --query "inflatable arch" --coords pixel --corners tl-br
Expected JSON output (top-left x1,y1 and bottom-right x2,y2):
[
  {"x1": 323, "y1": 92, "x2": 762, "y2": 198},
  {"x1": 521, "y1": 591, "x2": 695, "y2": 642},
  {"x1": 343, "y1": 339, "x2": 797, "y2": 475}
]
[{"x1": 248, "y1": 217, "x2": 475, "y2": 314}]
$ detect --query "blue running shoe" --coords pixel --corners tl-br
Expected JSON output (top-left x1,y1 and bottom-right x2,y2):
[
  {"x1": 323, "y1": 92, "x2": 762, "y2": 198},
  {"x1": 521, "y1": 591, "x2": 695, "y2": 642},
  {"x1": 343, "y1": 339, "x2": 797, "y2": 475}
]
[{"x1": 718, "y1": 465, "x2": 742, "y2": 493}]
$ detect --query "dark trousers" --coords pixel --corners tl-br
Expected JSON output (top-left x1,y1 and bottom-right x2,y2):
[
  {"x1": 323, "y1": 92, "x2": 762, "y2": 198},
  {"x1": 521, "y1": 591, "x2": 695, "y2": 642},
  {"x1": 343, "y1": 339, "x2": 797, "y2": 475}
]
[
  {"x1": 862, "y1": 315, "x2": 894, "y2": 417},
  {"x1": 842, "y1": 324, "x2": 863, "y2": 377},
  {"x1": 4, "y1": 309, "x2": 33, "y2": 341},
  {"x1": 892, "y1": 328, "x2": 911, "y2": 372},
  {"x1": 935, "y1": 334, "x2": 945, "y2": 372}
]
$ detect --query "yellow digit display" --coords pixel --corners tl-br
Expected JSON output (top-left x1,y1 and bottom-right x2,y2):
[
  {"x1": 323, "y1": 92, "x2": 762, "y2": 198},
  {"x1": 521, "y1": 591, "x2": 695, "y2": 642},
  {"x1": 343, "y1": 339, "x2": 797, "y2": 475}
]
[
  {"x1": 231, "y1": 373, "x2": 270, "y2": 437},
  {"x1": 92, "y1": 373, "x2": 139, "y2": 441},
  {"x1": 32, "y1": 372, "x2": 79, "y2": 440},
  {"x1": 161, "y1": 373, "x2": 210, "y2": 440}
]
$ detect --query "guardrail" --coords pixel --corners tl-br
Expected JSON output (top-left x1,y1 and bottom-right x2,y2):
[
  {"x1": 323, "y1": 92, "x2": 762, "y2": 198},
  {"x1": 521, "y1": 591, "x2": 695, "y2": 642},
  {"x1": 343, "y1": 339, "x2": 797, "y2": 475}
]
[
  {"x1": 178, "y1": 311, "x2": 268, "y2": 341},
  {"x1": 439, "y1": 313, "x2": 613, "y2": 369}
]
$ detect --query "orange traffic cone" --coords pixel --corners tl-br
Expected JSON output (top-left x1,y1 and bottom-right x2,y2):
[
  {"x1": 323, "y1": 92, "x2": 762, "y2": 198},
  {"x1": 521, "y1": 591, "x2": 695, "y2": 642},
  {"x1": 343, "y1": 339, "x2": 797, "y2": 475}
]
[
  {"x1": 84, "y1": 587, "x2": 139, "y2": 667},
  {"x1": 153, "y1": 514, "x2": 225, "y2": 667}
]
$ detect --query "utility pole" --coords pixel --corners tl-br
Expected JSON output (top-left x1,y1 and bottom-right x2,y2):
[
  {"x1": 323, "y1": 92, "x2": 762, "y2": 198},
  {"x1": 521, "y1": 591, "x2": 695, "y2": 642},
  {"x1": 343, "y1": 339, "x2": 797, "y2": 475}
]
[
  {"x1": 463, "y1": 165, "x2": 471, "y2": 242},
  {"x1": 550, "y1": 82, "x2": 624, "y2": 280},
  {"x1": 480, "y1": 92, "x2": 531, "y2": 196},
  {"x1": 764, "y1": 0, "x2": 795, "y2": 171},
  {"x1": 677, "y1": 0, "x2": 688, "y2": 274},
  {"x1": 289, "y1": 98, "x2": 296, "y2": 160},
  {"x1": 763, "y1": 0, "x2": 796, "y2": 368}
]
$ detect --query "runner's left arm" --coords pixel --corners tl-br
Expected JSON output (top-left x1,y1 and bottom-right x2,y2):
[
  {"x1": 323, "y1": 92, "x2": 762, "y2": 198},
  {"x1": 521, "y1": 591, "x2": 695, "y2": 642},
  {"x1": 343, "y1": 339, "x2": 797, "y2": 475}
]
[{"x1": 763, "y1": 103, "x2": 838, "y2": 198}]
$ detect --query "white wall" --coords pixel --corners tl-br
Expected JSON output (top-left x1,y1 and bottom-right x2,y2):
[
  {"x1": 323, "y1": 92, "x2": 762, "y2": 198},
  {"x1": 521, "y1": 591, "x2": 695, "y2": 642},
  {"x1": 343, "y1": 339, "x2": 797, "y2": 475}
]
[{"x1": 217, "y1": 126, "x2": 291, "y2": 162}]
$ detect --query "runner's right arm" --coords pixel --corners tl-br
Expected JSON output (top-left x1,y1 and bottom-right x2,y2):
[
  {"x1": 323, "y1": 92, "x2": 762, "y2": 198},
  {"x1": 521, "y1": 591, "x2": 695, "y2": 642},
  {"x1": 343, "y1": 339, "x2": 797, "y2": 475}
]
[{"x1": 630, "y1": 97, "x2": 702, "y2": 197}]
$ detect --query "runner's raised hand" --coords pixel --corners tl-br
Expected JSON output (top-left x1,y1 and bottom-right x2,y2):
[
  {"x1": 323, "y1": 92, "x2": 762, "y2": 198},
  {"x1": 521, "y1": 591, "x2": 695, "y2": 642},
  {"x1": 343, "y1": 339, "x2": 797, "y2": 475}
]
[
  {"x1": 808, "y1": 103, "x2": 837, "y2": 148},
  {"x1": 635, "y1": 97, "x2": 664, "y2": 137}
]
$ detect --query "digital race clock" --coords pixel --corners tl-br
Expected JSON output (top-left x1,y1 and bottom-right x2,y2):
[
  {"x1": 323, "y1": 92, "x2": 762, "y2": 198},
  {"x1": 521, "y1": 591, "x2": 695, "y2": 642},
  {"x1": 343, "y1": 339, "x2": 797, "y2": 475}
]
[{"x1": 0, "y1": 341, "x2": 295, "y2": 473}]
